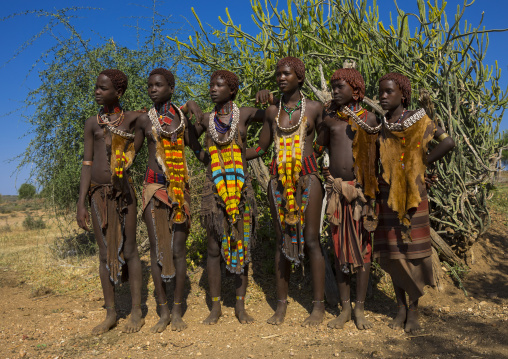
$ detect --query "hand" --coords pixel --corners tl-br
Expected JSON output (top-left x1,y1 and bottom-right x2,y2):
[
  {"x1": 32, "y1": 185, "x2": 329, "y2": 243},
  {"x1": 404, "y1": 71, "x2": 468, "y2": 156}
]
[
  {"x1": 184, "y1": 100, "x2": 203, "y2": 123},
  {"x1": 76, "y1": 203, "x2": 91, "y2": 231},
  {"x1": 425, "y1": 173, "x2": 438, "y2": 189},
  {"x1": 255, "y1": 90, "x2": 274, "y2": 105},
  {"x1": 322, "y1": 166, "x2": 332, "y2": 180}
]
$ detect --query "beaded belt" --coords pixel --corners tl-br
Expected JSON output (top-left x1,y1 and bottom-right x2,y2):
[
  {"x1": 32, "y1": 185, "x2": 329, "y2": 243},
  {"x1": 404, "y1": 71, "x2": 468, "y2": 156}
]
[
  {"x1": 144, "y1": 167, "x2": 166, "y2": 185},
  {"x1": 270, "y1": 152, "x2": 318, "y2": 177}
]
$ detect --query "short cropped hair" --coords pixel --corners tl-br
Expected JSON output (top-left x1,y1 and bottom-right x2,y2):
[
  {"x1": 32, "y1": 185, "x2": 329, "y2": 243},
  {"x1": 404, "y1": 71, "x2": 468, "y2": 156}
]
[
  {"x1": 149, "y1": 68, "x2": 175, "y2": 88},
  {"x1": 330, "y1": 68, "x2": 365, "y2": 101},
  {"x1": 210, "y1": 70, "x2": 239, "y2": 100},
  {"x1": 379, "y1": 72, "x2": 411, "y2": 107},
  {"x1": 276, "y1": 57, "x2": 306, "y2": 86},
  {"x1": 99, "y1": 69, "x2": 128, "y2": 94}
]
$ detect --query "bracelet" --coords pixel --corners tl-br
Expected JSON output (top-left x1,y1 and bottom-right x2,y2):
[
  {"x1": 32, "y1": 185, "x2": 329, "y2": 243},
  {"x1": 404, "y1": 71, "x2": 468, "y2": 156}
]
[
  {"x1": 313, "y1": 141, "x2": 324, "y2": 155},
  {"x1": 437, "y1": 132, "x2": 449, "y2": 142},
  {"x1": 82, "y1": 161, "x2": 93, "y2": 166},
  {"x1": 255, "y1": 146, "x2": 265, "y2": 156}
]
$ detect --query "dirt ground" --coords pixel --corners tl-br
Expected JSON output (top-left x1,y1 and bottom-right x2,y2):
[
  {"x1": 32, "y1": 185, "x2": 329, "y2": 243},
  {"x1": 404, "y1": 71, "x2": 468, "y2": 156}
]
[{"x1": 0, "y1": 203, "x2": 507, "y2": 359}]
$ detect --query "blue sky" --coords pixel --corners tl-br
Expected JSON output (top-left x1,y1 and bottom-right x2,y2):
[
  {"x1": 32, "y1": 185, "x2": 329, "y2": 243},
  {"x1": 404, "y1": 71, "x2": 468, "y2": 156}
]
[{"x1": 1, "y1": 0, "x2": 507, "y2": 195}]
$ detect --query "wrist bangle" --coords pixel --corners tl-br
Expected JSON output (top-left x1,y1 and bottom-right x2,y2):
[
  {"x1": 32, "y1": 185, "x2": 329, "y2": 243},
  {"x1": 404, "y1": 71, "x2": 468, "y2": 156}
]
[
  {"x1": 82, "y1": 161, "x2": 93, "y2": 166},
  {"x1": 437, "y1": 133, "x2": 449, "y2": 142},
  {"x1": 255, "y1": 146, "x2": 265, "y2": 156},
  {"x1": 313, "y1": 141, "x2": 324, "y2": 155}
]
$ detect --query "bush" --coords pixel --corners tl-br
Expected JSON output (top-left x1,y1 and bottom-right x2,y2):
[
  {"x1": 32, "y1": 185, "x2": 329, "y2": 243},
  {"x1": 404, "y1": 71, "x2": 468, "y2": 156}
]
[
  {"x1": 18, "y1": 183, "x2": 36, "y2": 200},
  {"x1": 23, "y1": 214, "x2": 46, "y2": 230}
]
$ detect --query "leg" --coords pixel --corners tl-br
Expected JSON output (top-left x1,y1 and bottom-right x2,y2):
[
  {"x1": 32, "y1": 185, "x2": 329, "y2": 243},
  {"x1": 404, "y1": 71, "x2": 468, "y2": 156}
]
[
  {"x1": 171, "y1": 223, "x2": 188, "y2": 331},
  {"x1": 405, "y1": 299, "x2": 421, "y2": 334},
  {"x1": 203, "y1": 229, "x2": 222, "y2": 324},
  {"x1": 90, "y1": 207, "x2": 117, "y2": 335},
  {"x1": 122, "y1": 192, "x2": 145, "y2": 333},
  {"x1": 389, "y1": 281, "x2": 407, "y2": 330},
  {"x1": 354, "y1": 263, "x2": 373, "y2": 330},
  {"x1": 235, "y1": 263, "x2": 254, "y2": 324},
  {"x1": 328, "y1": 261, "x2": 352, "y2": 329},
  {"x1": 143, "y1": 206, "x2": 170, "y2": 333},
  {"x1": 267, "y1": 184, "x2": 290, "y2": 325},
  {"x1": 301, "y1": 177, "x2": 326, "y2": 327}
]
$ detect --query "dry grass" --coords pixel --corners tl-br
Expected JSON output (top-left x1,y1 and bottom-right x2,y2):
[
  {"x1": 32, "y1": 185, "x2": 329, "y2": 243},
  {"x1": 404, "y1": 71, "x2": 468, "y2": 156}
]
[{"x1": 0, "y1": 207, "x2": 100, "y2": 297}]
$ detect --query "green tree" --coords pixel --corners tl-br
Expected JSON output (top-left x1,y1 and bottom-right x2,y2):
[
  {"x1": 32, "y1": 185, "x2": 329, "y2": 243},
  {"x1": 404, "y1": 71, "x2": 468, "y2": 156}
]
[
  {"x1": 170, "y1": 0, "x2": 508, "y2": 254},
  {"x1": 12, "y1": 6, "x2": 202, "y2": 209},
  {"x1": 18, "y1": 183, "x2": 36, "y2": 199}
]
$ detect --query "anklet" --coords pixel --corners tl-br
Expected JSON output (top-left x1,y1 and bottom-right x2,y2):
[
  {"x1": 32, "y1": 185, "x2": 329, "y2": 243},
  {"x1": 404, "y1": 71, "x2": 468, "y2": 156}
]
[
  {"x1": 236, "y1": 296, "x2": 245, "y2": 301},
  {"x1": 408, "y1": 307, "x2": 418, "y2": 311},
  {"x1": 133, "y1": 304, "x2": 142, "y2": 308},
  {"x1": 312, "y1": 300, "x2": 325, "y2": 303},
  {"x1": 342, "y1": 299, "x2": 350, "y2": 304},
  {"x1": 104, "y1": 305, "x2": 115, "y2": 309},
  {"x1": 158, "y1": 301, "x2": 167, "y2": 306},
  {"x1": 356, "y1": 300, "x2": 365, "y2": 304},
  {"x1": 211, "y1": 296, "x2": 221, "y2": 302},
  {"x1": 277, "y1": 299, "x2": 288, "y2": 304},
  {"x1": 173, "y1": 302, "x2": 182, "y2": 305}
]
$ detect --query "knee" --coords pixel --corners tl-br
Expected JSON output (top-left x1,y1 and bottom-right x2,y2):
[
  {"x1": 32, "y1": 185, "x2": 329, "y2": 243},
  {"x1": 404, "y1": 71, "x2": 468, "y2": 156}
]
[
  {"x1": 304, "y1": 236, "x2": 322, "y2": 254},
  {"x1": 122, "y1": 244, "x2": 139, "y2": 261},
  {"x1": 207, "y1": 244, "x2": 221, "y2": 259}
]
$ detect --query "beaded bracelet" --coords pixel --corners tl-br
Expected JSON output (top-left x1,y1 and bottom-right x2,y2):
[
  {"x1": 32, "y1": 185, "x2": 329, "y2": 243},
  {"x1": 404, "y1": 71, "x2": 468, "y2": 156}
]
[{"x1": 255, "y1": 146, "x2": 265, "y2": 156}]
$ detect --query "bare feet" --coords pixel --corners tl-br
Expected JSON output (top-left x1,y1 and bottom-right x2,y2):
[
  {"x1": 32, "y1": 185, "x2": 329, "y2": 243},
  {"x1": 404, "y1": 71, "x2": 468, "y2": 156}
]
[
  {"x1": 328, "y1": 301, "x2": 351, "y2": 329},
  {"x1": 353, "y1": 301, "x2": 373, "y2": 330},
  {"x1": 92, "y1": 308, "x2": 117, "y2": 335},
  {"x1": 267, "y1": 300, "x2": 287, "y2": 325},
  {"x1": 404, "y1": 308, "x2": 421, "y2": 334},
  {"x1": 171, "y1": 304, "x2": 188, "y2": 331},
  {"x1": 389, "y1": 305, "x2": 406, "y2": 330},
  {"x1": 203, "y1": 302, "x2": 222, "y2": 325},
  {"x1": 123, "y1": 306, "x2": 145, "y2": 333},
  {"x1": 235, "y1": 300, "x2": 254, "y2": 324},
  {"x1": 150, "y1": 305, "x2": 170, "y2": 333},
  {"x1": 302, "y1": 301, "x2": 325, "y2": 327}
]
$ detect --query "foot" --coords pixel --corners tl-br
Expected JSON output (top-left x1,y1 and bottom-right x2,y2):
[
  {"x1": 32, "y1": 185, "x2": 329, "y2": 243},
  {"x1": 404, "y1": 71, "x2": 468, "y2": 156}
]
[
  {"x1": 353, "y1": 302, "x2": 373, "y2": 330},
  {"x1": 150, "y1": 306, "x2": 170, "y2": 333},
  {"x1": 92, "y1": 309, "x2": 117, "y2": 335},
  {"x1": 171, "y1": 304, "x2": 188, "y2": 331},
  {"x1": 302, "y1": 301, "x2": 325, "y2": 327},
  {"x1": 203, "y1": 303, "x2": 222, "y2": 325},
  {"x1": 235, "y1": 301, "x2": 254, "y2": 324},
  {"x1": 123, "y1": 306, "x2": 145, "y2": 333},
  {"x1": 389, "y1": 305, "x2": 407, "y2": 330},
  {"x1": 328, "y1": 301, "x2": 351, "y2": 329},
  {"x1": 404, "y1": 308, "x2": 421, "y2": 334},
  {"x1": 267, "y1": 301, "x2": 287, "y2": 325}
]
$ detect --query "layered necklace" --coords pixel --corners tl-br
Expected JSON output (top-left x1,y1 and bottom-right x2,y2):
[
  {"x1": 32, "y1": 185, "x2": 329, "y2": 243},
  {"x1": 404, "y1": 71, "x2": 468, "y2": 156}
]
[
  {"x1": 150, "y1": 104, "x2": 185, "y2": 142},
  {"x1": 282, "y1": 95, "x2": 302, "y2": 124},
  {"x1": 209, "y1": 102, "x2": 240, "y2": 145},
  {"x1": 97, "y1": 105, "x2": 124, "y2": 128},
  {"x1": 276, "y1": 91, "x2": 306, "y2": 133},
  {"x1": 213, "y1": 101, "x2": 234, "y2": 134},
  {"x1": 340, "y1": 105, "x2": 381, "y2": 134}
]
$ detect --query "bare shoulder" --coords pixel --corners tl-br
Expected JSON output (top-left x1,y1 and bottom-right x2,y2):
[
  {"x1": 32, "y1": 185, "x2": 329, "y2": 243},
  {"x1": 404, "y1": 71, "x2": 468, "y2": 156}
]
[
  {"x1": 84, "y1": 115, "x2": 97, "y2": 130},
  {"x1": 306, "y1": 99, "x2": 323, "y2": 112},
  {"x1": 365, "y1": 111, "x2": 380, "y2": 127},
  {"x1": 265, "y1": 105, "x2": 278, "y2": 120},
  {"x1": 137, "y1": 113, "x2": 151, "y2": 127}
]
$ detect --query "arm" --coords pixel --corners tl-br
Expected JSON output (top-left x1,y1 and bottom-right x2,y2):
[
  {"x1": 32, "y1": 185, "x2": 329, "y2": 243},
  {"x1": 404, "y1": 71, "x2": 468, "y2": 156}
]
[
  {"x1": 427, "y1": 126, "x2": 455, "y2": 165},
  {"x1": 76, "y1": 118, "x2": 94, "y2": 231},
  {"x1": 245, "y1": 108, "x2": 274, "y2": 160},
  {"x1": 184, "y1": 116, "x2": 210, "y2": 165},
  {"x1": 133, "y1": 114, "x2": 148, "y2": 154},
  {"x1": 182, "y1": 100, "x2": 206, "y2": 138}
]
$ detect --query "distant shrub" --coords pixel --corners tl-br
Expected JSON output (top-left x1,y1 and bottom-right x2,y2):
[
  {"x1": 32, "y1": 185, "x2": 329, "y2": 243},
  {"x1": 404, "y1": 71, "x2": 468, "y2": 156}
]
[
  {"x1": 23, "y1": 214, "x2": 46, "y2": 230},
  {"x1": 18, "y1": 183, "x2": 36, "y2": 200}
]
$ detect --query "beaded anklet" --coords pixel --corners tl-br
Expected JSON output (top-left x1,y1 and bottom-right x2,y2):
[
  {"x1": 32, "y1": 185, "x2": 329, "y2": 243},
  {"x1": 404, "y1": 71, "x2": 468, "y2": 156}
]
[
  {"x1": 211, "y1": 296, "x2": 221, "y2": 302},
  {"x1": 158, "y1": 301, "x2": 167, "y2": 306},
  {"x1": 277, "y1": 299, "x2": 288, "y2": 304},
  {"x1": 173, "y1": 302, "x2": 182, "y2": 305},
  {"x1": 312, "y1": 300, "x2": 325, "y2": 304},
  {"x1": 236, "y1": 296, "x2": 245, "y2": 301},
  {"x1": 104, "y1": 305, "x2": 115, "y2": 310},
  {"x1": 355, "y1": 300, "x2": 365, "y2": 304}
]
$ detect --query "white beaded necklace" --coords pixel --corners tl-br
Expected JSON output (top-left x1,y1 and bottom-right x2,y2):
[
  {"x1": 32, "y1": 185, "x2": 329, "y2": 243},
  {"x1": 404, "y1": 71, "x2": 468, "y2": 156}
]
[
  {"x1": 276, "y1": 91, "x2": 306, "y2": 133},
  {"x1": 149, "y1": 105, "x2": 186, "y2": 140},
  {"x1": 208, "y1": 102, "x2": 240, "y2": 146},
  {"x1": 341, "y1": 105, "x2": 381, "y2": 134}
]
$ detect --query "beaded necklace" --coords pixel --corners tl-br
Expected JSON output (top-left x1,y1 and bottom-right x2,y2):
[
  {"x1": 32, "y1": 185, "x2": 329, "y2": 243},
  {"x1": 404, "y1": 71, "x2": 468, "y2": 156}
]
[
  {"x1": 282, "y1": 95, "x2": 302, "y2": 124},
  {"x1": 150, "y1": 105, "x2": 185, "y2": 142},
  {"x1": 383, "y1": 108, "x2": 426, "y2": 132},
  {"x1": 276, "y1": 91, "x2": 306, "y2": 133},
  {"x1": 209, "y1": 102, "x2": 240, "y2": 145},
  {"x1": 340, "y1": 105, "x2": 382, "y2": 134},
  {"x1": 217, "y1": 101, "x2": 233, "y2": 115},
  {"x1": 155, "y1": 102, "x2": 176, "y2": 126},
  {"x1": 97, "y1": 106, "x2": 125, "y2": 128}
]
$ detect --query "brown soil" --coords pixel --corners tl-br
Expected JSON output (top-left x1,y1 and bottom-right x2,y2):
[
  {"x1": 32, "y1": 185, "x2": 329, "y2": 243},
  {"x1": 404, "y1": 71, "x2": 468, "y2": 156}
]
[{"x1": 0, "y1": 210, "x2": 507, "y2": 359}]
